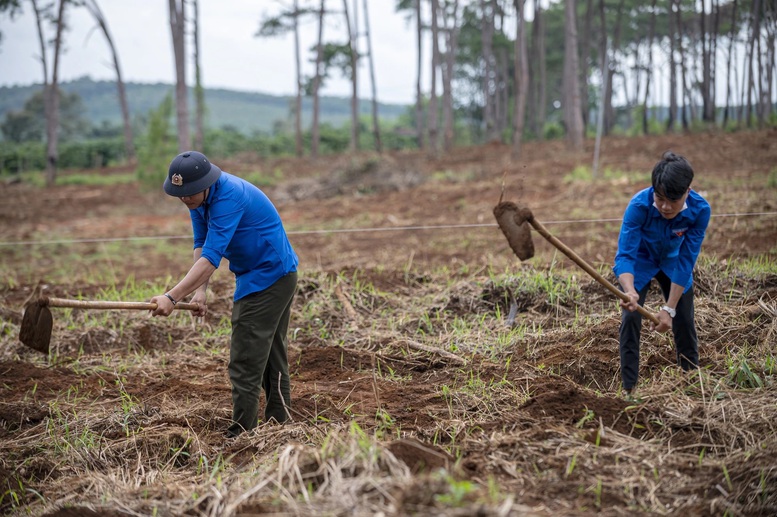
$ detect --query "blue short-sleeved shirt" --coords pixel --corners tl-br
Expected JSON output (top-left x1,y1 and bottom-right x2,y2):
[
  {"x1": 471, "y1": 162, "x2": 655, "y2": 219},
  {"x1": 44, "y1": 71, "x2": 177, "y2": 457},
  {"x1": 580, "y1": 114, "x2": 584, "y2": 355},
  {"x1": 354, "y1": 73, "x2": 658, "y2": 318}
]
[
  {"x1": 613, "y1": 187, "x2": 710, "y2": 292},
  {"x1": 190, "y1": 172, "x2": 298, "y2": 301}
]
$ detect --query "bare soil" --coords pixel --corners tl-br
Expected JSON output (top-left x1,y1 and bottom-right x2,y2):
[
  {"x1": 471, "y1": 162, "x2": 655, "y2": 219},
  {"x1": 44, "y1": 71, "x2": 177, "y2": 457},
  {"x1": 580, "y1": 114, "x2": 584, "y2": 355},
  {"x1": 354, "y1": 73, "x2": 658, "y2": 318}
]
[{"x1": 1, "y1": 130, "x2": 776, "y2": 516}]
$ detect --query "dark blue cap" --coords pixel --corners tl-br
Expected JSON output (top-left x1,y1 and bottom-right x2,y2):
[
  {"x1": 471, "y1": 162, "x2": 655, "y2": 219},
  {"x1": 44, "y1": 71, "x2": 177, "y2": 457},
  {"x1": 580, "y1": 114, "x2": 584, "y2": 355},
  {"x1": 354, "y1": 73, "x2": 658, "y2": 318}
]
[{"x1": 163, "y1": 151, "x2": 222, "y2": 197}]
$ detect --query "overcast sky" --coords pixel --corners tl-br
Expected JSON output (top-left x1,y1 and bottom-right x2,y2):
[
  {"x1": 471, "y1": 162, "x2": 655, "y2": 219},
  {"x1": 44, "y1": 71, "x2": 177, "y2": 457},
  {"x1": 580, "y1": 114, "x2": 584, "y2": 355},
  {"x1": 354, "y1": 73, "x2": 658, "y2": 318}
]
[{"x1": 0, "y1": 1, "x2": 424, "y2": 105}]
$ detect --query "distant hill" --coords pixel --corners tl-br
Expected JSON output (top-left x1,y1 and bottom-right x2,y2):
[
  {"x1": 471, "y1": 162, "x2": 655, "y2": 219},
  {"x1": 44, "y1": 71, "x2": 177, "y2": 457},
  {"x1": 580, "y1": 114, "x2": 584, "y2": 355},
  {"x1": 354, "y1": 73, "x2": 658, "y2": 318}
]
[{"x1": 0, "y1": 76, "x2": 410, "y2": 135}]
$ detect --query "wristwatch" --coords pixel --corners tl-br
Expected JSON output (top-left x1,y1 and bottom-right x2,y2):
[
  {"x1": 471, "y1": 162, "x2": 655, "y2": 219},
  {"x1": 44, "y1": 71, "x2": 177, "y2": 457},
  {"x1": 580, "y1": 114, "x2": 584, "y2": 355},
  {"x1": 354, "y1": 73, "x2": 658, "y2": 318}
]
[{"x1": 660, "y1": 305, "x2": 676, "y2": 318}]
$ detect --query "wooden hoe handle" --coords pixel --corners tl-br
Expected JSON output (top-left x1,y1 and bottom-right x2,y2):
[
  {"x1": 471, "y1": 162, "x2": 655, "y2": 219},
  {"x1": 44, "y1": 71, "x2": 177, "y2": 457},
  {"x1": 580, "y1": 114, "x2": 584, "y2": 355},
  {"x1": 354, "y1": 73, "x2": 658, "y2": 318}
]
[
  {"x1": 43, "y1": 297, "x2": 200, "y2": 312},
  {"x1": 527, "y1": 217, "x2": 661, "y2": 326}
]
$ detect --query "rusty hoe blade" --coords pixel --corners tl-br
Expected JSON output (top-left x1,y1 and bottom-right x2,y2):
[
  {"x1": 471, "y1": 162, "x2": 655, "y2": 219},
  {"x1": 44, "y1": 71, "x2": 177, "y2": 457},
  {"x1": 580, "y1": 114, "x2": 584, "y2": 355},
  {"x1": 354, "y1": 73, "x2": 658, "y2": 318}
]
[
  {"x1": 493, "y1": 201, "x2": 535, "y2": 261},
  {"x1": 493, "y1": 200, "x2": 661, "y2": 326},
  {"x1": 19, "y1": 299, "x2": 53, "y2": 354}
]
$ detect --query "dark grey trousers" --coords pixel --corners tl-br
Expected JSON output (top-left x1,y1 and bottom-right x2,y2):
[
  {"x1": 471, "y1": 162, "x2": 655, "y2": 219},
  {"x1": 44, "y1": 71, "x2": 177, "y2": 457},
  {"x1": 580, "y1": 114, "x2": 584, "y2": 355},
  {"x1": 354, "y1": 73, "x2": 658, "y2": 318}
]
[
  {"x1": 227, "y1": 271, "x2": 297, "y2": 436},
  {"x1": 619, "y1": 270, "x2": 699, "y2": 391}
]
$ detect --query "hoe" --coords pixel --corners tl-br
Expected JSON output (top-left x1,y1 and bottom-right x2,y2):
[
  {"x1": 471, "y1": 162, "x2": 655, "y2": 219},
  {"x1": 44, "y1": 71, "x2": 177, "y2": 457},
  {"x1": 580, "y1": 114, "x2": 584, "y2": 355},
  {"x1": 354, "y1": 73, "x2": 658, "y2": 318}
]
[
  {"x1": 493, "y1": 200, "x2": 660, "y2": 326},
  {"x1": 19, "y1": 297, "x2": 199, "y2": 354}
]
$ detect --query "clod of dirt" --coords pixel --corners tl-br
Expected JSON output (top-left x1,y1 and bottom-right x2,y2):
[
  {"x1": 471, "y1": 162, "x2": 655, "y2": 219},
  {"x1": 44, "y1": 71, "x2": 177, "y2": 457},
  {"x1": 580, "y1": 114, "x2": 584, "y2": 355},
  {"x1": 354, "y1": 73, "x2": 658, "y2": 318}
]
[
  {"x1": 0, "y1": 401, "x2": 48, "y2": 437},
  {"x1": 387, "y1": 438, "x2": 454, "y2": 474},
  {"x1": 493, "y1": 201, "x2": 535, "y2": 261}
]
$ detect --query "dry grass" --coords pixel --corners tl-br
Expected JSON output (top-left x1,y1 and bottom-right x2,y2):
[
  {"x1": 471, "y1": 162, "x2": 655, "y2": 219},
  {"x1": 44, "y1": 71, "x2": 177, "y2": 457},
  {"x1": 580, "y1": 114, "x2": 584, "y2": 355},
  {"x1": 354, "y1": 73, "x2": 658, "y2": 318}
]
[
  {"x1": 1, "y1": 260, "x2": 776, "y2": 516},
  {"x1": 1, "y1": 130, "x2": 776, "y2": 515}
]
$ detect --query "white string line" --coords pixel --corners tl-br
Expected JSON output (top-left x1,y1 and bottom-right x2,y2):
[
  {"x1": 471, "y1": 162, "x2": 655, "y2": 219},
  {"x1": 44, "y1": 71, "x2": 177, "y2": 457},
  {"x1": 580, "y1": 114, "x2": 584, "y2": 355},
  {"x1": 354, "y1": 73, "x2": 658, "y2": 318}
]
[{"x1": 0, "y1": 211, "x2": 774, "y2": 247}]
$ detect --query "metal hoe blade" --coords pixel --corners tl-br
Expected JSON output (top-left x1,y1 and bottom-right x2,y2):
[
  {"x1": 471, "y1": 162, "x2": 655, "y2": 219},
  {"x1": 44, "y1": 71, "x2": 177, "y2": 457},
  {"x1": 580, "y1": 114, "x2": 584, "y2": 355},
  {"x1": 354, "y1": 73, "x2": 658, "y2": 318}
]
[{"x1": 19, "y1": 300, "x2": 53, "y2": 354}]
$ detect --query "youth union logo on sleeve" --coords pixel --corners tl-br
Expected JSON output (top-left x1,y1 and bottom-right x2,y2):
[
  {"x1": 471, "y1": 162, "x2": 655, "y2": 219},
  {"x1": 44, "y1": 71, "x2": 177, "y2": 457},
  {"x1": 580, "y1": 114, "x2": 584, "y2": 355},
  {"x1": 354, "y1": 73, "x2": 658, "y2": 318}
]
[{"x1": 673, "y1": 227, "x2": 688, "y2": 237}]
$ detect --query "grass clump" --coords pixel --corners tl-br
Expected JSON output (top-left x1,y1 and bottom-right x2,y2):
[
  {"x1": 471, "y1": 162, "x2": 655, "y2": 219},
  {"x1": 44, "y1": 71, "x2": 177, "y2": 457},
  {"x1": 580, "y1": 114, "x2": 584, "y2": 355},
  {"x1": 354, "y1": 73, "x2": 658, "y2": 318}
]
[{"x1": 563, "y1": 165, "x2": 649, "y2": 184}]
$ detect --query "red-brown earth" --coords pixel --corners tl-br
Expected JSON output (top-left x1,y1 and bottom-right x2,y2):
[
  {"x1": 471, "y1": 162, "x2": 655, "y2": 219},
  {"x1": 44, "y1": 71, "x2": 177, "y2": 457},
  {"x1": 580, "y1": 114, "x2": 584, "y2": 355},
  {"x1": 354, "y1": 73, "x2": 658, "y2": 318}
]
[{"x1": 1, "y1": 130, "x2": 776, "y2": 516}]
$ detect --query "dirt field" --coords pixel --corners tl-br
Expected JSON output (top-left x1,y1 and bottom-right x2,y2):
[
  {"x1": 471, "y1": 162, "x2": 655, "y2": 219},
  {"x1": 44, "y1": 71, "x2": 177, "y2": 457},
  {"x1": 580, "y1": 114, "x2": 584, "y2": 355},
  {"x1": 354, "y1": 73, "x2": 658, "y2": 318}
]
[{"x1": 1, "y1": 130, "x2": 776, "y2": 516}]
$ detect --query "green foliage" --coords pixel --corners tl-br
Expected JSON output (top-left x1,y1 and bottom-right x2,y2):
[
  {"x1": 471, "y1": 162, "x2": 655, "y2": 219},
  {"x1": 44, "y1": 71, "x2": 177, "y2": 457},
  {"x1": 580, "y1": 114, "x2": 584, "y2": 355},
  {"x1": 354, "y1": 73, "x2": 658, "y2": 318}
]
[
  {"x1": 726, "y1": 359, "x2": 764, "y2": 389},
  {"x1": 1, "y1": 106, "x2": 39, "y2": 142},
  {"x1": 242, "y1": 168, "x2": 282, "y2": 188},
  {"x1": 313, "y1": 122, "x2": 347, "y2": 154},
  {"x1": 135, "y1": 94, "x2": 175, "y2": 191},
  {"x1": 544, "y1": 122, "x2": 564, "y2": 140},
  {"x1": 56, "y1": 172, "x2": 136, "y2": 187},
  {"x1": 645, "y1": 115, "x2": 666, "y2": 136},
  {"x1": 0, "y1": 138, "x2": 126, "y2": 175},
  {"x1": 767, "y1": 168, "x2": 777, "y2": 189},
  {"x1": 434, "y1": 474, "x2": 476, "y2": 506},
  {"x1": 732, "y1": 256, "x2": 777, "y2": 276},
  {"x1": 58, "y1": 138, "x2": 127, "y2": 169},
  {"x1": 0, "y1": 89, "x2": 90, "y2": 143},
  {"x1": 318, "y1": 43, "x2": 355, "y2": 79},
  {"x1": 202, "y1": 126, "x2": 249, "y2": 157},
  {"x1": 0, "y1": 141, "x2": 46, "y2": 173},
  {"x1": 563, "y1": 165, "x2": 647, "y2": 184}
]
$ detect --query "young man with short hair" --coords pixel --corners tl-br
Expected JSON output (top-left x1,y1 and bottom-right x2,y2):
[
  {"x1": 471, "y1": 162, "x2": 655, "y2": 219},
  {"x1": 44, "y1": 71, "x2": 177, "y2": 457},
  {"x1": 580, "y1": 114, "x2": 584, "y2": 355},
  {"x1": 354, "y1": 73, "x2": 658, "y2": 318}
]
[{"x1": 614, "y1": 151, "x2": 711, "y2": 400}]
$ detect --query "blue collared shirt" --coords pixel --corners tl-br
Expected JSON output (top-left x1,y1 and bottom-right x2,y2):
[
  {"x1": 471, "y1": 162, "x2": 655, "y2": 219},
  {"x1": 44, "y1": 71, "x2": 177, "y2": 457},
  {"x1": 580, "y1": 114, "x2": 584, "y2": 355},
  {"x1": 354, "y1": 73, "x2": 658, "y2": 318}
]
[
  {"x1": 190, "y1": 172, "x2": 298, "y2": 301},
  {"x1": 613, "y1": 187, "x2": 710, "y2": 292}
]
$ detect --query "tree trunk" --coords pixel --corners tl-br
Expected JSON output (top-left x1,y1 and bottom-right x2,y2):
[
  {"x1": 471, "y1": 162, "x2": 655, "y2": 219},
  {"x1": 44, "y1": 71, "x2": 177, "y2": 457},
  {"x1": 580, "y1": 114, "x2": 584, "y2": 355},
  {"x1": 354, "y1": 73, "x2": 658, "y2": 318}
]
[
  {"x1": 342, "y1": 0, "x2": 359, "y2": 152},
  {"x1": 311, "y1": 0, "x2": 325, "y2": 159},
  {"x1": 31, "y1": 0, "x2": 50, "y2": 179},
  {"x1": 563, "y1": 0, "x2": 584, "y2": 151},
  {"x1": 440, "y1": 1, "x2": 460, "y2": 152},
  {"x1": 84, "y1": 0, "x2": 135, "y2": 164},
  {"x1": 641, "y1": 0, "x2": 657, "y2": 135},
  {"x1": 676, "y1": 4, "x2": 691, "y2": 130},
  {"x1": 292, "y1": 0, "x2": 303, "y2": 156},
  {"x1": 723, "y1": 0, "x2": 738, "y2": 128},
  {"x1": 45, "y1": 0, "x2": 66, "y2": 187},
  {"x1": 755, "y1": 0, "x2": 768, "y2": 127},
  {"x1": 511, "y1": 0, "x2": 528, "y2": 158},
  {"x1": 765, "y1": 3, "x2": 776, "y2": 121},
  {"x1": 414, "y1": 0, "x2": 424, "y2": 150},
  {"x1": 193, "y1": 0, "x2": 205, "y2": 151},
  {"x1": 580, "y1": 0, "x2": 594, "y2": 133},
  {"x1": 481, "y1": 0, "x2": 496, "y2": 141},
  {"x1": 593, "y1": 0, "x2": 608, "y2": 178},
  {"x1": 711, "y1": 0, "x2": 720, "y2": 122},
  {"x1": 168, "y1": 0, "x2": 190, "y2": 152},
  {"x1": 528, "y1": 2, "x2": 546, "y2": 140},
  {"x1": 745, "y1": 0, "x2": 760, "y2": 128},
  {"x1": 593, "y1": 46, "x2": 608, "y2": 178},
  {"x1": 597, "y1": 0, "x2": 606, "y2": 132},
  {"x1": 496, "y1": 48, "x2": 509, "y2": 136},
  {"x1": 666, "y1": 0, "x2": 677, "y2": 132},
  {"x1": 31, "y1": 0, "x2": 48, "y2": 96},
  {"x1": 362, "y1": 0, "x2": 382, "y2": 153},
  {"x1": 537, "y1": 4, "x2": 546, "y2": 136},
  {"x1": 428, "y1": 0, "x2": 440, "y2": 157},
  {"x1": 602, "y1": 0, "x2": 626, "y2": 135},
  {"x1": 700, "y1": 0, "x2": 714, "y2": 123},
  {"x1": 629, "y1": 32, "x2": 640, "y2": 116}
]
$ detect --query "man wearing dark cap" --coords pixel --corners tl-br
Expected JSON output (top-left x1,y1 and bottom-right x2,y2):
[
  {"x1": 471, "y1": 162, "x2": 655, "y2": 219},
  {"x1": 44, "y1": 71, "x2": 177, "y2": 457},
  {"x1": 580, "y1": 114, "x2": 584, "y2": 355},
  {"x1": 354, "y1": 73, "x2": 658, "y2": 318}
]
[{"x1": 150, "y1": 151, "x2": 299, "y2": 437}]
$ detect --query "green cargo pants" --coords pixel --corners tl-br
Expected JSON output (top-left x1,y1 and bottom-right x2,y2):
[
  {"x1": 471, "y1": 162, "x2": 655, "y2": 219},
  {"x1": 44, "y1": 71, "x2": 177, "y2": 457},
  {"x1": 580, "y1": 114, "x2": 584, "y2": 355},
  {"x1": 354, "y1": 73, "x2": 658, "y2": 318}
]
[{"x1": 227, "y1": 271, "x2": 297, "y2": 437}]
